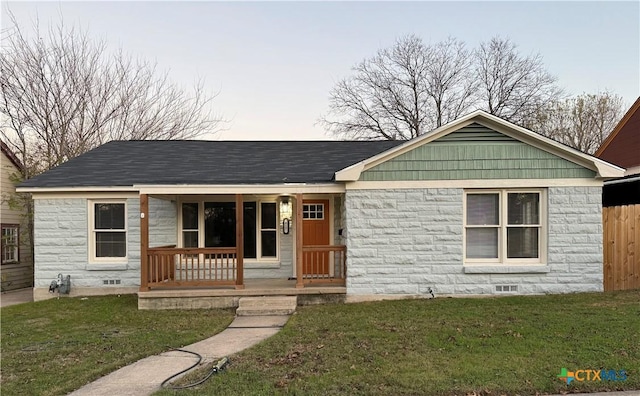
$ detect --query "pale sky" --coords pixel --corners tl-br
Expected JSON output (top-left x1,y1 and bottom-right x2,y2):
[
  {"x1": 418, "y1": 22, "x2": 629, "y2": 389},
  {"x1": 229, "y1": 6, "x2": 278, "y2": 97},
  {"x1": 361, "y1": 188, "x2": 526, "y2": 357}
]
[{"x1": 2, "y1": 1, "x2": 639, "y2": 141}]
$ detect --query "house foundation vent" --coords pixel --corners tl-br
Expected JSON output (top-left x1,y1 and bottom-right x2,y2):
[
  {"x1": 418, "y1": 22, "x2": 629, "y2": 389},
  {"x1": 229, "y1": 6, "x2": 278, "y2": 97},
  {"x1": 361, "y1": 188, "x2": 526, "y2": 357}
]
[
  {"x1": 495, "y1": 285, "x2": 518, "y2": 293},
  {"x1": 103, "y1": 279, "x2": 122, "y2": 285}
]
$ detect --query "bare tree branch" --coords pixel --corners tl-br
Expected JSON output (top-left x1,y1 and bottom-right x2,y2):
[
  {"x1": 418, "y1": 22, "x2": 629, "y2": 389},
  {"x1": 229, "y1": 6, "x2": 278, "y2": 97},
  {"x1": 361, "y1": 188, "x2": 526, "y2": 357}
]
[
  {"x1": 1, "y1": 12, "x2": 224, "y2": 179},
  {"x1": 474, "y1": 37, "x2": 563, "y2": 126},
  {"x1": 321, "y1": 35, "x2": 566, "y2": 141},
  {"x1": 527, "y1": 91, "x2": 625, "y2": 154},
  {"x1": 319, "y1": 35, "x2": 474, "y2": 140}
]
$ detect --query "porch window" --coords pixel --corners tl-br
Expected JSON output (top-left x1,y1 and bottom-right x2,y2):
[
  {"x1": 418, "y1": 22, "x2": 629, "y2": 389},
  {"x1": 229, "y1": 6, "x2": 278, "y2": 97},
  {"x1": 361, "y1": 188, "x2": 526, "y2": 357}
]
[
  {"x1": 1, "y1": 224, "x2": 19, "y2": 264},
  {"x1": 464, "y1": 190, "x2": 544, "y2": 264},
  {"x1": 90, "y1": 202, "x2": 127, "y2": 260},
  {"x1": 182, "y1": 203, "x2": 199, "y2": 248},
  {"x1": 204, "y1": 202, "x2": 236, "y2": 248},
  {"x1": 181, "y1": 200, "x2": 278, "y2": 260},
  {"x1": 260, "y1": 203, "x2": 277, "y2": 257}
]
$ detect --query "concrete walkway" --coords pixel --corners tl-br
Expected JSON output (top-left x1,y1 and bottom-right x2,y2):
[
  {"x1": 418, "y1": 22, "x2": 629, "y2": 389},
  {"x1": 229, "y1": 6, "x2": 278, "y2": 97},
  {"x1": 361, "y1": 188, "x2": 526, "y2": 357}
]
[
  {"x1": 0, "y1": 288, "x2": 33, "y2": 307},
  {"x1": 68, "y1": 315, "x2": 290, "y2": 396},
  {"x1": 2, "y1": 292, "x2": 637, "y2": 396}
]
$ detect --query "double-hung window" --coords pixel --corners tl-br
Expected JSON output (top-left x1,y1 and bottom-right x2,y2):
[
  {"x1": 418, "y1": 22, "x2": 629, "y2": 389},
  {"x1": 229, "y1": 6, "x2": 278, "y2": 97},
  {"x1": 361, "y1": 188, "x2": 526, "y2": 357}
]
[
  {"x1": 1, "y1": 224, "x2": 19, "y2": 264},
  {"x1": 180, "y1": 201, "x2": 278, "y2": 260},
  {"x1": 464, "y1": 190, "x2": 544, "y2": 264},
  {"x1": 182, "y1": 203, "x2": 199, "y2": 248},
  {"x1": 90, "y1": 201, "x2": 127, "y2": 261}
]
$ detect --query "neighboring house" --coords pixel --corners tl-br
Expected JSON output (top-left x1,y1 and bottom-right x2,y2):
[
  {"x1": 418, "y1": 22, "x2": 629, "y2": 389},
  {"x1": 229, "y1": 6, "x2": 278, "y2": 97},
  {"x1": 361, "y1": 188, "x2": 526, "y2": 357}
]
[
  {"x1": 18, "y1": 111, "x2": 624, "y2": 304},
  {"x1": 1, "y1": 141, "x2": 34, "y2": 292},
  {"x1": 595, "y1": 97, "x2": 640, "y2": 291}
]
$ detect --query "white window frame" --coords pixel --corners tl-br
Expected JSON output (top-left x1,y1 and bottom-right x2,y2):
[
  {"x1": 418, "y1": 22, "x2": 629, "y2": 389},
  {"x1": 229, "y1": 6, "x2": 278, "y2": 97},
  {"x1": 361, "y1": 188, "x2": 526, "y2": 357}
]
[
  {"x1": 178, "y1": 198, "x2": 279, "y2": 262},
  {"x1": 463, "y1": 189, "x2": 546, "y2": 265},
  {"x1": 258, "y1": 202, "x2": 278, "y2": 259},
  {"x1": 180, "y1": 202, "x2": 199, "y2": 248},
  {"x1": 1, "y1": 224, "x2": 19, "y2": 264},
  {"x1": 302, "y1": 203, "x2": 325, "y2": 220},
  {"x1": 88, "y1": 200, "x2": 128, "y2": 263}
]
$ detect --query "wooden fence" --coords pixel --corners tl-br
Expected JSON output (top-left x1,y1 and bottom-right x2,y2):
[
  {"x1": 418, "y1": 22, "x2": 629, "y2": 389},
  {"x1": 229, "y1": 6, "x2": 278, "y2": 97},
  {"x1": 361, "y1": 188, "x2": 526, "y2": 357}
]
[{"x1": 603, "y1": 204, "x2": 640, "y2": 291}]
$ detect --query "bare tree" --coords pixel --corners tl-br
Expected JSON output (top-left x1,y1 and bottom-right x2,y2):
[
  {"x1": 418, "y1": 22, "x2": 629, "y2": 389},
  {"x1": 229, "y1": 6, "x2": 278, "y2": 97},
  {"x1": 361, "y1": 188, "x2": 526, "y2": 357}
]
[
  {"x1": 322, "y1": 35, "x2": 563, "y2": 140},
  {"x1": 426, "y1": 37, "x2": 477, "y2": 128},
  {"x1": 320, "y1": 35, "x2": 475, "y2": 140},
  {"x1": 0, "y1": 14, "x2": 223, "y2": 179},
  {"x1": 527, "y1": 91, "x2": 625, "y2": 154},
  {"x1": 473, "y1": 37, "x2": 562, "y2": 126}
]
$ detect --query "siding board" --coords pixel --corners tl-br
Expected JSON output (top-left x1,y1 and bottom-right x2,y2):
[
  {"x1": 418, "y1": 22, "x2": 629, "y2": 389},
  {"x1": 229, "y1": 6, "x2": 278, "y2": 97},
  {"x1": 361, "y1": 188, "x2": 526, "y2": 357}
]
[
  {"x1": 361, "y1": 123, "x2": 596, "y2": 181},
  {"x1": 1, "y1": 147, "x2": 33, "y2": 291}
]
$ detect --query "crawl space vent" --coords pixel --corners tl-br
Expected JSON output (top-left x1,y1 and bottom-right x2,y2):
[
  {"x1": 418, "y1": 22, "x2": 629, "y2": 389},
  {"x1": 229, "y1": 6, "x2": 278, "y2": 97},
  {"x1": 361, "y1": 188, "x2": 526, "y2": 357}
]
[
  {"x1": 495, "y1": 285, "x2": 518, "y2": 293},
  {"x1": 103, "y1": 279, "x2": 122, "y2": 285}
]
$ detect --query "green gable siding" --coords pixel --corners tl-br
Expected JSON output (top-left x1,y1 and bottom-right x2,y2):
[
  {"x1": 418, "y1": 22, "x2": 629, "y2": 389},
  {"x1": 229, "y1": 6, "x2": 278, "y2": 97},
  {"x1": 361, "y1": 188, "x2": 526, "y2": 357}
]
[{"x1": 361, "y1": 123, "x2": 596, "y2": 181}]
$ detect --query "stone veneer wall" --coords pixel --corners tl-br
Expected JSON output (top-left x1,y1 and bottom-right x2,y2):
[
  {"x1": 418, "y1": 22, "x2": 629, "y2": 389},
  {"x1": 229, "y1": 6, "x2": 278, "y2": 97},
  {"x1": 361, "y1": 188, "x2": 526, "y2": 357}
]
[
  {"x1": 345, "y1": 187, "x2": 603, "y2": 296},
  {"x1": 33, "y1": 196, "x2": 296, "y2": 295},
  {"x1": 34, "y1": 197, "x2": 176, "y2": 292}
]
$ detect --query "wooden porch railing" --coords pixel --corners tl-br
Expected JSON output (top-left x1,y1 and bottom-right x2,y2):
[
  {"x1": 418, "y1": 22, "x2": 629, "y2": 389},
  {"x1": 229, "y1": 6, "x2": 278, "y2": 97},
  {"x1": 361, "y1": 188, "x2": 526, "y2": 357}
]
[
  {"x1": 144, "y1": 246, "x2": 238, "y2": 289},
  {"x1": 301, "y1": 245, "x2": 346, "y2": 285}
]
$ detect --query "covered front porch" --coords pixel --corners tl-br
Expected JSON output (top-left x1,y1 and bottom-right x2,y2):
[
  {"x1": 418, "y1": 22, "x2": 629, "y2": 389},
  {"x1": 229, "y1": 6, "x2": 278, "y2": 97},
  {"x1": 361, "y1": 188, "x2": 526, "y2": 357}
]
[{"x1": 138, "y1": 189, "x2": 348, "y2": 295}]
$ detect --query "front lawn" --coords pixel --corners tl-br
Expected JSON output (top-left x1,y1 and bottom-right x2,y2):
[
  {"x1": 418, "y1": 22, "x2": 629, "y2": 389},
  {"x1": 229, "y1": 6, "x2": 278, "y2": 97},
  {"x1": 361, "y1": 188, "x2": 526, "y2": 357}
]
[
  {"x1": 160, "y1": 290, "x2": 640, "y2": 396},
  {"x1": 0, "y1": 294, "x2": 234, "y2": 396}
]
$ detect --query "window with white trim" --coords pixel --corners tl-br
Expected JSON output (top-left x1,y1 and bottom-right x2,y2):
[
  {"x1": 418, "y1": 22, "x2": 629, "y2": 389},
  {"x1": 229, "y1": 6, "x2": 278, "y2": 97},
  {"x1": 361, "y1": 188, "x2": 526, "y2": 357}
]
[
  {"x1": 1, "y1": 224, "x2": 19, "y2": 264},
  {"x1": 90, "y1": 202, "x2": 127, "y2": 260},
  {"x1": 464, "y1": 190, "x2": 545, "y2": 264},
  {"x1": 180, "y1": 200, "x2": 278, "y2": 260},
  {"x1": 259, "y1": 202, "x2": 277, "y2": 257},
  {"x1": 182, "y1": 202, "x2": 199, "y2": 248}
]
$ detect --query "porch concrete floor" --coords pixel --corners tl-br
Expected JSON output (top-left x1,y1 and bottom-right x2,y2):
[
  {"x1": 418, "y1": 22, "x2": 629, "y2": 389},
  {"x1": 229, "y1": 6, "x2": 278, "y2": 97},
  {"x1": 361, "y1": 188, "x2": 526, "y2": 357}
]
[{"x1": 138, "y1": 278, "x2": 346, "y2": 299}]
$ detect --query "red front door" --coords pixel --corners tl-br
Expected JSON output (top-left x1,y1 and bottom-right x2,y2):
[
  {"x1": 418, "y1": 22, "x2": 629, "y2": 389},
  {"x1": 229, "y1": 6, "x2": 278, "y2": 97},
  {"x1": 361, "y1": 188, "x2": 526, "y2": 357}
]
[{"x1": 302, "y1": 200, "x2": 330, "y2": 276}]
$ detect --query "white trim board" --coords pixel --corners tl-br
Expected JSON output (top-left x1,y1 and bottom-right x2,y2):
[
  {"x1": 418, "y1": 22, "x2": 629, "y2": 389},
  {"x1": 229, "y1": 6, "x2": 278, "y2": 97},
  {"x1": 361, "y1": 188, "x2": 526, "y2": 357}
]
[
  {"x1": 136, "y1": 184, "x2": 345, "y2": 195},
  {"x1": 345, "y1": 179, "x2": 603, "y2": 190},
  {"x1": 30, "y1": 192, "x2": 140, "y2": 200},
  {"x1": 22, "y1": 184, "x2": 346, "y2": 196},
  {"x1": 18, "y1": 186, "x2": 138, "y2": 194}
]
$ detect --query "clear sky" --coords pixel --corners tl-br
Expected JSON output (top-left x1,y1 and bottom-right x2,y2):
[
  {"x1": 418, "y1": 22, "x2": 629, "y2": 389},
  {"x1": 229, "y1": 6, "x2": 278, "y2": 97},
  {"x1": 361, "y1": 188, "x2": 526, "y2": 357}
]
[{"x1": 2, "y1": 1, "x2": 639, "y2": 141}]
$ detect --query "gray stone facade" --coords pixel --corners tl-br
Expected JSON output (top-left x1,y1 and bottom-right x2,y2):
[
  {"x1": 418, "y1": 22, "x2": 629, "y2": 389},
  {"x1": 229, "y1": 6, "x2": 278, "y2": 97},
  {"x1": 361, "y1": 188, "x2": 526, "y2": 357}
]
[
  {"x1": 34, "y1": 197, "x2": 176, "y2": 292},
  {"x1": 345, "y1": 186, "x2": 603, "y2": 296},
  {"x1": 33, "y1": 196, "x2": 297, "y2": 298},
  {"x1": 33, "y1": 186, "x2": 603, "y2": 298}
]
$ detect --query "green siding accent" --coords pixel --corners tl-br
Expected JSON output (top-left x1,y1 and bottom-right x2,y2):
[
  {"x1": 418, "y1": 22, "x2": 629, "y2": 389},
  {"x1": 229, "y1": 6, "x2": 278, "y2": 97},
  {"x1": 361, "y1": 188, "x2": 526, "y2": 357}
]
[{"x1": 361, "y1": 123, "x2": 596, "y2": 181}]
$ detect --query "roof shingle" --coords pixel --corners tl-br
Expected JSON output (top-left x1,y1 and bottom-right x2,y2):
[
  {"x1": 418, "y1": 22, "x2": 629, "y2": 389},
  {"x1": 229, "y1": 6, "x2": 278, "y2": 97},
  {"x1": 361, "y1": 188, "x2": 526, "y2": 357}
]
[{"x1": 20, "y1": 140, "x2": 401, "y2": 188}]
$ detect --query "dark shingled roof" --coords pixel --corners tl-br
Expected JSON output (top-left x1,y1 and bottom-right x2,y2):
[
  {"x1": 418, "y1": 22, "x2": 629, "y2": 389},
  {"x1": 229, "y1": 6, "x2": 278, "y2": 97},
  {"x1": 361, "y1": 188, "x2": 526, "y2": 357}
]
[{"x1": 20, "y1": 140, "x2": 402, "y2": 188}]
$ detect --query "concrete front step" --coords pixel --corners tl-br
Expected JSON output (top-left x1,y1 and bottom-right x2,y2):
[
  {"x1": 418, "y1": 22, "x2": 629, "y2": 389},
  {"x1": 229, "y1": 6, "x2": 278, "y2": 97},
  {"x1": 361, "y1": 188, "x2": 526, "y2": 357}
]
[{"x1": 236, "y1": 296, "x2": 297, "y2": 316}]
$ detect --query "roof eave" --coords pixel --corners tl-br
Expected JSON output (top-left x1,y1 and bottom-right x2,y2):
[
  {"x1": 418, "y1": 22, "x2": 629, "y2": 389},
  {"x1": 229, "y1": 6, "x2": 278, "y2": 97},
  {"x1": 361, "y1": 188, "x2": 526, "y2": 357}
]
[
  {"x1": 595, "y1": 96, "x2": 640, "y2": 157},
  {"x1": 18, "y1": 183, "x2": 347, "y2": 195},
  {"x1": 1, "y1": 141, "x2": 25, "y2": 171},
  {"x1": 474, "y1": 113, "x2": 626, "y2": 178},
  {"x1": 17, "y1": 186, "x2": 139, "y2": 194},
  {"x1": 334, "y1": 111, "x2": 484, "y2": 181},
  {"x1": 335, "y1": 110, "x2": 625, "y2": 181}
]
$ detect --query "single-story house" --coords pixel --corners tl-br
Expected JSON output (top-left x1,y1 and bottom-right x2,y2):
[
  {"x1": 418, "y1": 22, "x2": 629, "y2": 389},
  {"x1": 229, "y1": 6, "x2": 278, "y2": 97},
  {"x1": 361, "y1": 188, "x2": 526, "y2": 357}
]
[
  {"x1": 1, "y1": 141, "x2": 34, "y2": 292},
  {"x1": 18, "y1": 111, "x2": 624, "y2": 305}
]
